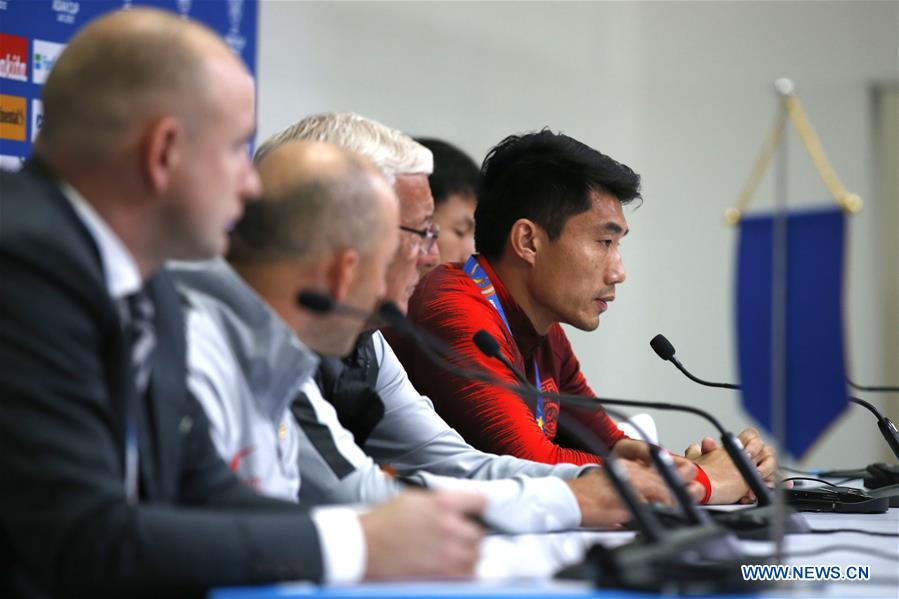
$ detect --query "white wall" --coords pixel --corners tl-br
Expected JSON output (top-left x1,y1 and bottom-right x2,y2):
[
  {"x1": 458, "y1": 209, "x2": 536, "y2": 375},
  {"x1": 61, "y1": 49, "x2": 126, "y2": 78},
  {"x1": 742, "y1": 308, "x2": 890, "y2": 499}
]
[{"x1": 257, "y1": 0, "x2": 899, "y2": 467}]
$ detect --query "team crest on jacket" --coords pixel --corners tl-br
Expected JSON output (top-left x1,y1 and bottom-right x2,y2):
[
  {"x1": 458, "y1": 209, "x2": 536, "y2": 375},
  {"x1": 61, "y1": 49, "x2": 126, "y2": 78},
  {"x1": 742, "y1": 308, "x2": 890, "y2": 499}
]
[{"x1": 540, "y1": 378, "x2": 560, "y2": 438}]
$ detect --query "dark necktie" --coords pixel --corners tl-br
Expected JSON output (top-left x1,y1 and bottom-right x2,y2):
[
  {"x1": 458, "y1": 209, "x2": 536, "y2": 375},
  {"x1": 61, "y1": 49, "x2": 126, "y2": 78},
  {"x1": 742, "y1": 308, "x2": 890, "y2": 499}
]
[
  {"x1": 127, "y1": 290, "x2": 156, "y2": 396},
  {"x1": 124, "y1": 289, "x2": 155, "y2": 502}
]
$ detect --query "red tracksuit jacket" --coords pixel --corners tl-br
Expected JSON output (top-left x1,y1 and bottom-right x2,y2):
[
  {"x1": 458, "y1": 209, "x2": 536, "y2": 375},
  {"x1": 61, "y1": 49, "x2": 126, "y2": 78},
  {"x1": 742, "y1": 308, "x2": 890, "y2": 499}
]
[{"x1": 387, "y1": 256, "x2": 626, "y2": 465}]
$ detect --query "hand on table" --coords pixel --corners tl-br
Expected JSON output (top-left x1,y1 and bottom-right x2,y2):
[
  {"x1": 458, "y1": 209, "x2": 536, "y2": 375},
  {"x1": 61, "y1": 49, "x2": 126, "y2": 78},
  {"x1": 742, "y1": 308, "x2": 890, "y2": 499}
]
[
  {"x1": 612, "y1": 438, "x2": 698, "y2": 472},
  {"x1": 684, "y1": 427, "x2": 791, "y2": 504},
  {"x1": 568, "y1": 448, "x2": 703, "y2": 527},
  {"x1": 359, "y1": 490, "x2": 486, "y2": 580}
]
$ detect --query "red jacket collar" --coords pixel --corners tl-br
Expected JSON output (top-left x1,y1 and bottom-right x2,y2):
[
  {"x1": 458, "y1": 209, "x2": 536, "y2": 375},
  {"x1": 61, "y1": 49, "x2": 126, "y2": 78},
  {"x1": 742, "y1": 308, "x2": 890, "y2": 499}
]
[{"x1": 475, "y1": 255, "x2": 544, "y2": 359}]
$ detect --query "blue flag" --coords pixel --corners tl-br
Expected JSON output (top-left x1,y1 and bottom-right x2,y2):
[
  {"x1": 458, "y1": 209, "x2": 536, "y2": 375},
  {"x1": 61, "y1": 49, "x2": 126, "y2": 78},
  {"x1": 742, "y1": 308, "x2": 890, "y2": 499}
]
[{"x1": 736, "y1": 206, "x2": 848, "y2": 458}]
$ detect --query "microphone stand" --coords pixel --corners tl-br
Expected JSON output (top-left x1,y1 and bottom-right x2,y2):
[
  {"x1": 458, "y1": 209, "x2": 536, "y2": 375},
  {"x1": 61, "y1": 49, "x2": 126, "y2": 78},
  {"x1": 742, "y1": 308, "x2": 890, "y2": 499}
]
[
  {"x1": 555, "y1": 408, "x2": 755, "y2": 595},
  {"x1": 847, "y1": 379, "x2": 899, "y2": 393},
  {"x1": 651, "y1": 334, "x2": 899, "y2": 461},
  {"x1": 536, "y1": 390, "x2": 810, "y2": 541},
  {"x1": 652, "y1": 333, "x2": 899, "y2": 504}
]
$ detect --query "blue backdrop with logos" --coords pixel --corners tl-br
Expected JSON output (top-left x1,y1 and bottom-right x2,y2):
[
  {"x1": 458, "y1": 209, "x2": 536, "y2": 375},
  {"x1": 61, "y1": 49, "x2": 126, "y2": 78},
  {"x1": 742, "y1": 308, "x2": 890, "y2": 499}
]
[{"x1": 0, "y1": 0, "x2": 257, "y2": 169}]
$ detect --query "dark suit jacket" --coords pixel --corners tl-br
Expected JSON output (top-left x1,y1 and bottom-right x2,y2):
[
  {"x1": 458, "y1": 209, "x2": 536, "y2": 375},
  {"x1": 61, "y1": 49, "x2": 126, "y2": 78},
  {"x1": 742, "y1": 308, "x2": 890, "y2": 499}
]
[{"x1": 0, "y1": 161, "x2": 325, "y2": 598}]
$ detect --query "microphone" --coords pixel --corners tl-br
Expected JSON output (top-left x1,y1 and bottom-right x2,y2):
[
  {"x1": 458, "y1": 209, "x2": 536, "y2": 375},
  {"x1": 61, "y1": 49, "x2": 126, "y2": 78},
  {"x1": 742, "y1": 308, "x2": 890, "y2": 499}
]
[
  {"x1": 653, "y1": 331, "x2": 899, "y2": 395},
  {"x1": 473, "y1": 331, "x2": 540, "y2": 413},
  {"x1": 473, "y1": 330, "x2": 521, "y2": 381},
  {"x1": 650, "y1": 334, "x2": 739, "y2": 390},
  {"x1": 649, "y1": 332, "x2": 899, "y2": 462}
]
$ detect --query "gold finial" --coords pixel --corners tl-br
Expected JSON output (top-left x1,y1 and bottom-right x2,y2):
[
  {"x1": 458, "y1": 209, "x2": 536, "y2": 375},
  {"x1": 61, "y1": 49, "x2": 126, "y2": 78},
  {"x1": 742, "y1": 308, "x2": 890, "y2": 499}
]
[{"x1": 842, "y1": 193, "x2": 863, "y2": 214}]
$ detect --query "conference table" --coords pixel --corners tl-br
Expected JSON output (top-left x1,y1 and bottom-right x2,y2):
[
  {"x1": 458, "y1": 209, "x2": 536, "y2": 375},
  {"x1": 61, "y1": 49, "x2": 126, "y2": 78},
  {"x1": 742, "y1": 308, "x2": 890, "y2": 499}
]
[{"x1": 211, "y1": 480, "x2": 898, "y2": 599}]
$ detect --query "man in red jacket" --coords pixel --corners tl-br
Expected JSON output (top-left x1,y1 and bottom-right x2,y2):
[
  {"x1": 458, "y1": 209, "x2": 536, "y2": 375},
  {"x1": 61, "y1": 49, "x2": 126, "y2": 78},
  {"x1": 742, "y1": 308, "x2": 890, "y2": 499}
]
[{"x1": 394, "y1": 130, "x2": 778, "y2": 504}]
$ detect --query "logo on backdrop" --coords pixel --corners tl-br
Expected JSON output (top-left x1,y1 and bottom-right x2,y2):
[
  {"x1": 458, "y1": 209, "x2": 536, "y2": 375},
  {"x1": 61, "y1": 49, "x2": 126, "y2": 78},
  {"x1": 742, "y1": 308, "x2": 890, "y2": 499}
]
[
  {"x1": 31, "y1": 99, "x2": 43, "y2": 142},
  {"x1": 0, "y1": 94, "x2": 27, "y2": 141},
  {"x1": 225, "y1": 0, "x2": 246, "y2": 55},
  {"x1": 32, "y1": 39, "x2": 65, "y2": 85},
  {"x1": 52, "y1": 0, "x2": 80, "y2": 25},
  {"x1": 0, "y1": 33, "x2": 28, "y2": 82}
]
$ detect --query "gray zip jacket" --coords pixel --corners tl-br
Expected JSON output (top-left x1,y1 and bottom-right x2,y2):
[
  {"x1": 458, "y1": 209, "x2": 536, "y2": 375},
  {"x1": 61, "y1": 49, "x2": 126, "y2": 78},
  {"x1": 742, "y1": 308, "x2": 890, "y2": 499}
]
[{"x1": 171, "y1": 259, "x2": 594, "y2": 533}]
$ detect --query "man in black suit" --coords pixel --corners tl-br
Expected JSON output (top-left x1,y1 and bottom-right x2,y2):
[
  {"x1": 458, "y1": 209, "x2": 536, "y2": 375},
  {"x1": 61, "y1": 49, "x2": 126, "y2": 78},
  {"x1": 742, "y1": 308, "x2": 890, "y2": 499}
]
[{"x1": 0, "y1": 8, "x2": 484, "y2": 598}]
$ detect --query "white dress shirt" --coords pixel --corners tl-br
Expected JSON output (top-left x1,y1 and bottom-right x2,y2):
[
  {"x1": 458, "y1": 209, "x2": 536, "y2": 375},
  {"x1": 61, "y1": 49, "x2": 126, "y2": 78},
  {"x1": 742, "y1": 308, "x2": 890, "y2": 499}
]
[{"x1": 61, "y1": 183, "x2": 141, "y2": 302}]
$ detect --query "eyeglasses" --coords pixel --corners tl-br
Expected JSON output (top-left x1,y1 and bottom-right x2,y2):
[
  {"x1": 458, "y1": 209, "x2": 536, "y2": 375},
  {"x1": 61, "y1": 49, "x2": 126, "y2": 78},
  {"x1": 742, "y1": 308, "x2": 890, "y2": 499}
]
[{"x1": 399, "y1": 223, "x2": 440, "y2": 254}]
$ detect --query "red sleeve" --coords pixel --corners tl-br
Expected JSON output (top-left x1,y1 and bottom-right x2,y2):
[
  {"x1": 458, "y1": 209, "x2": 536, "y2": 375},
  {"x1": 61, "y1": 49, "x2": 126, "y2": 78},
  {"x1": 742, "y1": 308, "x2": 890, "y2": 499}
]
[
  {"x1": 399, "y1": 269, "x2": 602, "y2": 466},
  {"x1": 551, "y1": 325, "x2": 627, "y2": 449}
]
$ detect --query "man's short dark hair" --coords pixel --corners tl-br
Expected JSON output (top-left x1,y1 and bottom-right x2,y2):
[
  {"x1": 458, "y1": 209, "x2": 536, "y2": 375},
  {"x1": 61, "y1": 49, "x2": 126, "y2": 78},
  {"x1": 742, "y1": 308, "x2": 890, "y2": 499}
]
[
  {"x1": 415, "y1": 138, "x2": 480, "y2": 206},
  {"x1": 474, "y1": 129, "x2": 641, "y2": 260}
]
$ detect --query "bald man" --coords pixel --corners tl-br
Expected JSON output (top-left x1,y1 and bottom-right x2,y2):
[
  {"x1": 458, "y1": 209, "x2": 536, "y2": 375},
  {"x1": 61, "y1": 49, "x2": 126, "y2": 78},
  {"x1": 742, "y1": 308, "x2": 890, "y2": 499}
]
[
  {"x1": 175, "y1": 139, "x2": 485, "y2": 579},
  {"x1": 175, "y1": 140, "x2": 403, "y2": 499},
  {"x1": 0, "y1": 10, "x2": 482, "y2": 598}
]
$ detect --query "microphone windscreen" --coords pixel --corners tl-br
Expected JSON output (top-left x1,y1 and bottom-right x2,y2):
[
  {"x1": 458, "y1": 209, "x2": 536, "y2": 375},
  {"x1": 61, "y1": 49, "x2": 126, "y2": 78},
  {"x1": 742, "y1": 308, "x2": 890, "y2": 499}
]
[
  {"x1": 650, "y1": 334, "x2": 676, "y2": 361},
  {"x1": 297, "y1": 290, "x2": 335, "y2": 313},
  {"x1": 473, "y1": 330, "x2": 501, "y2": 358}
]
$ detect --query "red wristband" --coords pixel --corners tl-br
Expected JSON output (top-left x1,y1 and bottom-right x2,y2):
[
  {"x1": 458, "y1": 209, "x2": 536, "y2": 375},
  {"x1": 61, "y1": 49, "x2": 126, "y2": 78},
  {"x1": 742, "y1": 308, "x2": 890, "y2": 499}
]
[{"x1": 693, "y1": 463, "x2": 712, "y2": 504}]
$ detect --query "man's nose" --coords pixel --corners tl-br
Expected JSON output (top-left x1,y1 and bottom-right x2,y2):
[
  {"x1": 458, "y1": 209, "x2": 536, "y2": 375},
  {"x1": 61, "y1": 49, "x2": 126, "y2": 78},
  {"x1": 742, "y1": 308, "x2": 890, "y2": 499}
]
[
  {"x1": 418, "y1": 240, "x2": 440, "y2": 272},
  {"x1": 463, "y1": 236, "x2": 476, "y2": 260},
  {"x1": 242, "y1": 163, "x2": 263, "y2": 202},
  {"x1": 607, "y1": 251, "x2": 626, "y2": 285}
]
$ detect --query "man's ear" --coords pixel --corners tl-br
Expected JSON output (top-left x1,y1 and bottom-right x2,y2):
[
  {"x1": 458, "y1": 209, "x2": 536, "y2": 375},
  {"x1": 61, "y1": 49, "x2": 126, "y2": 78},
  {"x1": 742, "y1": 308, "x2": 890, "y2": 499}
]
[
  {"x1": 141, "y1": 116, "x2": 183, "y2": 194},
  {"x1": 327, "y1": 248, "x2": 360, "y2": 304},
  {"x1": 508, "y1": 218, "x2": 543, "y2": 266}
]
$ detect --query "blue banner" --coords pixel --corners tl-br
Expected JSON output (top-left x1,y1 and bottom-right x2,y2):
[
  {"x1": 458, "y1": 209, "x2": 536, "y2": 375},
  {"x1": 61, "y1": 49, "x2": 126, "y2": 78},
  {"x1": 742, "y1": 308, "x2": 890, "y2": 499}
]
[
  {"x1": 0, "y1": 0, "x2": 257, "y2": 168},
  {"x1": 736, "y1": 206, "x2": 849, "y2": 458}
]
